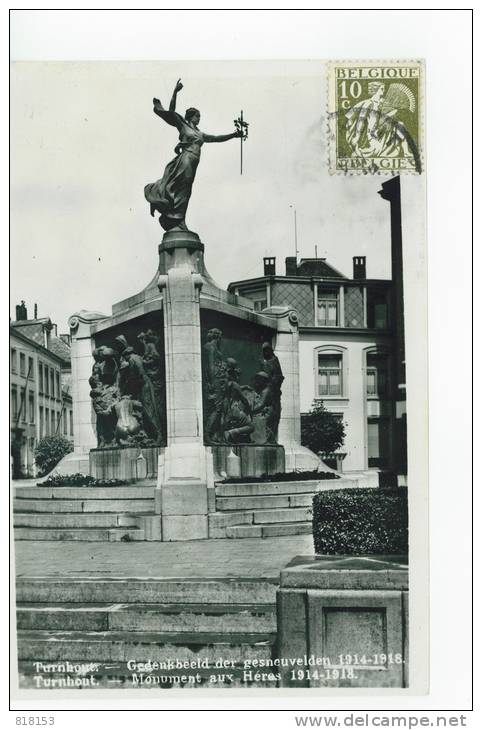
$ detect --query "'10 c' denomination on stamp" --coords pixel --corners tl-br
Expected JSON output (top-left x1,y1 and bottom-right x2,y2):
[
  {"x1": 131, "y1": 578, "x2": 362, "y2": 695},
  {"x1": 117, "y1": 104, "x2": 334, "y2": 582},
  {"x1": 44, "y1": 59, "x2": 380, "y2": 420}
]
[{"x1": 328, "y1": 60, "x2": 424, "y2": 174}]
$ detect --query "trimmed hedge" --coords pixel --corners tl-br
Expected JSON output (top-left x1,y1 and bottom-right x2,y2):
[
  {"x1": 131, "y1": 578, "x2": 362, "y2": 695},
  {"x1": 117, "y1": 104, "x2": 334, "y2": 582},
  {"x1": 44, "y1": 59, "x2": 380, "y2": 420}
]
[
  {"x1": 312, "y1": 487, "x2": 408, "y2": 555},
  {"x1": 39, "y1": 473, "x2": 129, "y2": 487}
]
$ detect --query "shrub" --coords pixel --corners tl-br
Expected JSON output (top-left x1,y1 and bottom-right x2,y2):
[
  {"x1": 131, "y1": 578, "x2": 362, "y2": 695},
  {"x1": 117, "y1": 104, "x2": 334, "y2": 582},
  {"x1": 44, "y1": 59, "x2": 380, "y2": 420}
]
[
  {"x1": 312, "y1": 488, "x2": 408, "y2": 555},
  {"x1": 301, "y1": 401, "x2": 345, "y2": 455},
  {"x1": 34, "y1": 435, "x2": 73, "y2": 477},
  {"x1": 39, "y1": 473, "x2": 129, "y2": 487}
]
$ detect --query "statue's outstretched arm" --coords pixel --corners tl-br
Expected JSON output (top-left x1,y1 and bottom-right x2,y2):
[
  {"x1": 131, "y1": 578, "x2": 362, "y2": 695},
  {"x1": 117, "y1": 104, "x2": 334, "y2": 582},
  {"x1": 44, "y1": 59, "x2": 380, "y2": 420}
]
[{"x1": 204, "y1": 131, "x2": 241, "y2": 143}]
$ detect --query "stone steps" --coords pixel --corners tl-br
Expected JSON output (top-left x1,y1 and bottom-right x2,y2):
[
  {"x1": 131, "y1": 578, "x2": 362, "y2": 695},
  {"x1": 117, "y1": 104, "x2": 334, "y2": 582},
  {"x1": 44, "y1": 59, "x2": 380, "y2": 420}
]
[
  {"x1": 17, "y1": 602, "x2": 277, "y2": 633},
  {"x1": 13, "y1": 484, "x2": 156, "y2": 500},
  {"x1": 216, "y1": 494, "x2": 313, "y2": 511},
  {"x1": 225, "y1": 522, "x2": 312, "y2": 539},
  {"x1": 17, "y1": 629, "x2": 275, "y2": 663},
  {"x1": 14, "y1": 527, "x2": 146, "y2": 542},
  {"x1": 16, "y1": 577, "x2": 278, "y2": 689},
  {"x1": 208, "y1": 477, "x2": 361, "y2": 538},
  {"x1": 13, "y1": 513, "x2": 139, "y2": 528},
  {"x1": 14, "y1": 499, "x2": 154, "y2": 513},
  {"x1": 16, "y1": 577, "x2": 278, "y2": 605},
  {"x1": 215, "y1": 477, "x2": 353, "y2": 498},
  {"x1": 13, "y1": 482, "x2": 156, "y2": 541}
]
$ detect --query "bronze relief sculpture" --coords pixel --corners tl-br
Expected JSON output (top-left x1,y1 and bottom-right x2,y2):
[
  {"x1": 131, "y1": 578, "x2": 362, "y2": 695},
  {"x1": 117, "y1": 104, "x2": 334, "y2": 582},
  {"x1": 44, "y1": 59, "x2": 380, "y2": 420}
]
[
  {"x1": 201, "y1": 330, "x2": 284, "y2": 446},
  {"x1": 89, "y1": 334, "x2": 165, "y2": 448}
]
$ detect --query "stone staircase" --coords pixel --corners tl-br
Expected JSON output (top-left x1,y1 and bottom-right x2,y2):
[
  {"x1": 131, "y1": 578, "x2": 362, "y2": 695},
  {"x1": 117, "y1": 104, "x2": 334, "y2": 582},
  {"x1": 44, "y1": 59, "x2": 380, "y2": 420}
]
[
  {"x1": 13, "y1": 482, "x2": 156, "y2": 542},
  {"x1": 16, "y1": 576, "x2": 278, "y2": 689},
  {"x1": 13, "y1": 476, "x2": 362, "y2": 541},
  {"x1": 209, "y1": 477, "x2": 359, "y2": 538}
]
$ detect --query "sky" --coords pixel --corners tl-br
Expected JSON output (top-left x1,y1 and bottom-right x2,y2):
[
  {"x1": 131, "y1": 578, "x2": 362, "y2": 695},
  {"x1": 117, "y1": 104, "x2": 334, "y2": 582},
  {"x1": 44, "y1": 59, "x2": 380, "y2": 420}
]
[{"x1": 11, "y1": 60, "x2": 393, "y2": 331}]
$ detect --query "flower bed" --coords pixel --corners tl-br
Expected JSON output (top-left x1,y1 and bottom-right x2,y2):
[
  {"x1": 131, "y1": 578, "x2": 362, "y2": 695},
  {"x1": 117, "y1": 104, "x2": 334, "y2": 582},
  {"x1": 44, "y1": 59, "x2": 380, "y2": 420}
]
[
  {"x1": 221, "y1": 469, "x2": 339, "y2": 484},
  {"x1": 38, "y1": 473, "x2": 129, "y2": 487}
]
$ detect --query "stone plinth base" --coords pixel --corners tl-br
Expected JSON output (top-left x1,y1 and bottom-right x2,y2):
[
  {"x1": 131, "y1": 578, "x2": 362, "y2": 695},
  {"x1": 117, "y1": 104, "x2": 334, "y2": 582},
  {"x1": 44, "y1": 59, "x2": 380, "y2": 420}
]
[
  {"x1": 156, "y1": 443, "x2": 213, "y2": 541},
  {"x1": 212, "y1": 444, "x2": 285, "y2": 479},
  {"x1": 90, "y1": 447, "x2": 161, "y2": 481},
  {"x1": 277, "y1": 555, "x2": 409, "y2": 688}
]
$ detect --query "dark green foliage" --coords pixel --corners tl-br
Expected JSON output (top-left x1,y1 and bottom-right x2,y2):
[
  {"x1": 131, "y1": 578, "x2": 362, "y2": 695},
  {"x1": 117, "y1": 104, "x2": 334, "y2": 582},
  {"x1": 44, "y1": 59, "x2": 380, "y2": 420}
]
[
  {"x1": 34, "y1": 436, "x2": 73, "y2": 477},
  {"x1": 312, "y1": 488, "x2": 408, "y2": 555},
  {"x1": 39, "y1": 473, "x2": 129, "y2": 487},
  {"x1": 222, "y1": 469, "x2": 339, "y2": 484},
  {"x1": 301, "y1": 401, "x2": 345, "y2": 455}
]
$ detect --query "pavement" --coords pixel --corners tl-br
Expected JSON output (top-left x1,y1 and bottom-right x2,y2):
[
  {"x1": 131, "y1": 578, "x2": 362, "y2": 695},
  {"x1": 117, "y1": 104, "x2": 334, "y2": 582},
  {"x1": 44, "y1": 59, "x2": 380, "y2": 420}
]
[{"x1": 14, "y1": 535, "x2": 314, "y2": 580}]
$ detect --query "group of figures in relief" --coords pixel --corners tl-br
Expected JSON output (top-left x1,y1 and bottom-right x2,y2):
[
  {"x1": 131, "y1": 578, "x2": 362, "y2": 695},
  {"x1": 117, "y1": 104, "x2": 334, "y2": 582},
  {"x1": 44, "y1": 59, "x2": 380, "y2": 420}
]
[
  {"x1": 203, "y1": 329, "x2": 284, "y2": 445},
  {"x1": 89, "y1": 331, "x2": 165, "y2": 448}
]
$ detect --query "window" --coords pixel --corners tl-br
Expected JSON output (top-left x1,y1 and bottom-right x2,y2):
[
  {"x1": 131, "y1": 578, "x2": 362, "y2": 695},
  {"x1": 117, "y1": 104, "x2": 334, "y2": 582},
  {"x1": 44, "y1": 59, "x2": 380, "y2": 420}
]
[
  {"x1": 63, "y1": 408, "x2": 67, "y2": 435},
  {"x1": 45, "y1": 408, "x2": 49, "y2": 435},
  {"x1": 69, "y1": 410, "x2": 73, "y2": 436},
  {"x1": 11, "y1": 387, "x2": 18, "y2": 419},
  {"x1": 51, "y1": 410, "x2": 56, "y2": 435},
  {"x1": 318, "y1": 353, "x2": 342, "y2": 396},
  {"x1": 56, "y1": 372, "x2": 60, "y2": 399},
  {"x1": 38, "y1": 362, "x2": 44, "y2": 391},
  {"x1": 39, "y1": 406, "x2": 44, "y2": 436},
  {"x1": 367, "y1": 289, "x2": 388, "y2": 329},
  {"x1": 11, "y1": 348, "x2": 17, "y2": 372},
  {"x1": 20, "y1": 353, "x2": 26, "y2": 376},
  {"x1": 28, "y1": 357, "x2": 34, "y2": 379},
  {"x1": 21, "y1": 393, "x2": 27, "y2": 422},
  {"x1": 50, "y1": 369, "x2": 55, "y2": 398},
  {"x1": 28, "y1": 392, "x2": 35, "y2": 424},
  {"x1": 366, "y1": 353, "x2": 389, "y2": 397},
  {"x1": 45, "y1": 366, "x2": 49, "y2": 395},
  {"x1": 317, "y1": 289, "x2": 339, "y2": 326}
]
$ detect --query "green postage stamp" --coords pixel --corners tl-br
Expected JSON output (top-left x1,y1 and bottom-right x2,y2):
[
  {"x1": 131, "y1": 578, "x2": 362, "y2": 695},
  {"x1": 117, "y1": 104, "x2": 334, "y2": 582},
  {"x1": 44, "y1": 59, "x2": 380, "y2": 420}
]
[{"x1": 328, "y1": 60, "x2": 424, "y2": 174}]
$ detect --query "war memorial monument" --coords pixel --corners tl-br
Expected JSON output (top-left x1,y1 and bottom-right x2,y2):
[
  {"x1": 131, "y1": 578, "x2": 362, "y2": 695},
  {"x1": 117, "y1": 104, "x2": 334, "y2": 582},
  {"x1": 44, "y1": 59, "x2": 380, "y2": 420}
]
[
  {"x1": 14, "y1": 73, "x2": 410, "y2": 691},
  {"x1": 67, "y1": 79, "x2": 325, "y2": 542}
]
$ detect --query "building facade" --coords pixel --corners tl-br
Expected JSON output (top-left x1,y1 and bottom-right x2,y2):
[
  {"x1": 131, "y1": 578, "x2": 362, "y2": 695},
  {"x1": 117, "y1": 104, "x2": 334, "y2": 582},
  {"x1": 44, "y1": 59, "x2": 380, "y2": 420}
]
[
  {"x1": 228, "y1": 256, "x2": 396, "y2": 475},
  {"x1": 10, "y1": 302, "x2": 73, "y2": 478}
]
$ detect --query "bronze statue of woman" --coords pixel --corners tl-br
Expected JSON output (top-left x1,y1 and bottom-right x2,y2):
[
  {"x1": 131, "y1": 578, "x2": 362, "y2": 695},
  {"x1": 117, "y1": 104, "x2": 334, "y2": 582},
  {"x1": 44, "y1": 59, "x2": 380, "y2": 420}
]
[{"x1": 144, "y1": 79, "x2": 243, "y2": 232}]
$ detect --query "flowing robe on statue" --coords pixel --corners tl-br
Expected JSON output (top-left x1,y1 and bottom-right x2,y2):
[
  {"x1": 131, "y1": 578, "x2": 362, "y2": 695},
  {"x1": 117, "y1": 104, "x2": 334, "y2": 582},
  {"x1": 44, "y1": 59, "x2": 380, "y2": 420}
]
[{"x1": 144, "y1": 111, "x2": 208, "y2": 231}]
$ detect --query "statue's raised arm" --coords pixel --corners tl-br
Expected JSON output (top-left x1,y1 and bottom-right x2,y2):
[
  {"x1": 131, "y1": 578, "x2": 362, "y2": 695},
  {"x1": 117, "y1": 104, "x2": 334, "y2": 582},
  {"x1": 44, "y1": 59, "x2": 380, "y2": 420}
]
[{"x1": 144, "y1": 79, "x2": 242, "y2": 232}]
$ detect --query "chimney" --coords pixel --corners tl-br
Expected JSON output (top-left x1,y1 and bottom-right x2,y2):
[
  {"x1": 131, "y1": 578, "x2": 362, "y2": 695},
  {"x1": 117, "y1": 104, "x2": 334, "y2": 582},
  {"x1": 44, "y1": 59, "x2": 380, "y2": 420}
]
[
  {"x1": 43, "y1": 320, "x2": 53, "y2": 349},
  {"x1": 353, "y1": 256, "x2": 366, "y2": 280},
  {"x1": 263, "y1": 257, "x2": 276, "y2": 276},
  {"x1": 285, "y1": 256, "x2": 298, "y2": 276},
  {"x1": 15, "y1": 300, "x2": 27, "y2": 321},
  {"x1": 34, "y1": 303, "x2": 38, "y2": 319}
]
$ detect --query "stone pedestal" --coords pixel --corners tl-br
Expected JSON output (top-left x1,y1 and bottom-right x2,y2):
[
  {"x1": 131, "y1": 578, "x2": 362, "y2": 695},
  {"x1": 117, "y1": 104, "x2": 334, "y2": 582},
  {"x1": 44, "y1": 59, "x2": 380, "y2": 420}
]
[
  {"x1": 212, "y1": 444, "x2": 285, "y2": 479},
  {"x1": 277, "y1": 555, "x2": 408, "y2": 688},
  {"x1": 90, "y1": 446, "x2": 160, "y2": 481},
  {"x1": 156, "y1": 231, "x2": 214, "y2": 541}
]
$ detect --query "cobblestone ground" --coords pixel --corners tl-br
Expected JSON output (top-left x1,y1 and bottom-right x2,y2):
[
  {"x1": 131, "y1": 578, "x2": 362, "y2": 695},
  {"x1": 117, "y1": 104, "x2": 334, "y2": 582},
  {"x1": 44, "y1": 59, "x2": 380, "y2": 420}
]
[{"x1": 14, "y1": 535, "x2": 314, "y2": 580}]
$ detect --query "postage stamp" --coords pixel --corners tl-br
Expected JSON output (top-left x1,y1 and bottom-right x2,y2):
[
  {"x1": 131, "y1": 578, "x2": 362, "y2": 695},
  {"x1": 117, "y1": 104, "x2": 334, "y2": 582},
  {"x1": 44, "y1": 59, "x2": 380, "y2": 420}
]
[{"x1": 327, "y1": 60, "x2": 424, "y2": 174}]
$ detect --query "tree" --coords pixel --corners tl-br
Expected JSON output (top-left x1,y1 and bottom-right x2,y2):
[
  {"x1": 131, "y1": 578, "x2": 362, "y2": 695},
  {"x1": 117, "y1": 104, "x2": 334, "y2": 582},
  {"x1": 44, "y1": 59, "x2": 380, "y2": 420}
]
[
  {"x1": 301, "y1": 400, "x2": 345, "y2": 455},
  {"x1": 34, "y1": 435, "x2": 73, "y2": 477}
]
